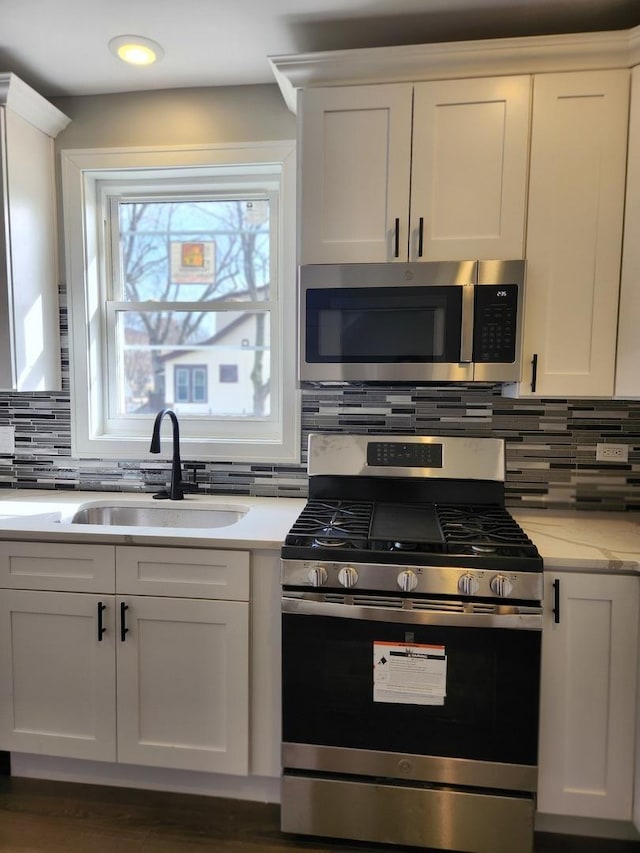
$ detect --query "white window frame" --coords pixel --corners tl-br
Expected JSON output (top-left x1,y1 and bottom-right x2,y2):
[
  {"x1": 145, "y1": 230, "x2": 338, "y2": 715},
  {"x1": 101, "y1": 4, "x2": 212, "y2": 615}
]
[{"x1": 61, "y1": 142, "x2": 299, "y2": 463}]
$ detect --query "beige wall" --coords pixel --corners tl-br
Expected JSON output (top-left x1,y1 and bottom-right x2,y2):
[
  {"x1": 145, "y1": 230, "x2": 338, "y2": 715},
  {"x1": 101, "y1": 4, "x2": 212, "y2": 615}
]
[
  {"x1": 51, "y1": 83, "x2": 295, "y2": 283},
  {"x1": 52, "y1": 83, "x2": 295, "y2": 150}
]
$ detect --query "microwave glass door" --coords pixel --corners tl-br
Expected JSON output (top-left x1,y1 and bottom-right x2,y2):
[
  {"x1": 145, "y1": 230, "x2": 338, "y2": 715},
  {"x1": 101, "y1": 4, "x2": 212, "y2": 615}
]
[{"x1": 305, "y1": 286, "x2": 463, "y2": 364}]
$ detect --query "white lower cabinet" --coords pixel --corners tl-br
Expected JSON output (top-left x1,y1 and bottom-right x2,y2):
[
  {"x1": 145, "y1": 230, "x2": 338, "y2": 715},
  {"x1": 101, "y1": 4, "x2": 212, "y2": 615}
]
[
  {"x1": 116, "y1": 594, "x2": 248, "y2": 774},
  {"x1": 537, "y1": 571, "x2": 639, "y2": 820},
  {"x1": 0, "y1": 589, "x2": 116, "y2": 761},
  {"x1": 0, "y1": 541, "x2": 250, "y2": 776}
]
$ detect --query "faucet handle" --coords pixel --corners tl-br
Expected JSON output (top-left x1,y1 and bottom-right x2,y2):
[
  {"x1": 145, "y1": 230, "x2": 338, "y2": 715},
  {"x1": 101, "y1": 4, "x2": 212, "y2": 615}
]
[{"x1": 180, "y1": 463, "x2": 200, "y2": 494}]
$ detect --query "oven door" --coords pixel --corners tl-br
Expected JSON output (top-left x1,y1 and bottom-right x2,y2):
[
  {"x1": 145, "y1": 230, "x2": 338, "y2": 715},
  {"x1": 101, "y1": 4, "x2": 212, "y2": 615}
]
[
  {"x1": 282, "y1": 595, "x2": 542, "y2": 792},
  {"x1": 299, "y1": 262, "x2": 476, "y2": 383}
]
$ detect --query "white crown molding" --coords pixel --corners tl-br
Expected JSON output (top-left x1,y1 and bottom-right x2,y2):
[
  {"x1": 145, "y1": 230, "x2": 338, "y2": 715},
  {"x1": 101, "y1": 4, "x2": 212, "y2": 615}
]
[
  {"x1": 0, "y1": 73, "x2": 70, "y2": 137},
  {"x1": 270, "y1": 26, "x2": 640, "y2": 113}
]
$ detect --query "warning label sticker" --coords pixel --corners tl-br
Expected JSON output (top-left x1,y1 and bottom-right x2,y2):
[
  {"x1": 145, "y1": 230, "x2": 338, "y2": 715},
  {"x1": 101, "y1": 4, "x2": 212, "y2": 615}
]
[{"x1": 373, "y1": 641, "x2": 447, "y2": 706}]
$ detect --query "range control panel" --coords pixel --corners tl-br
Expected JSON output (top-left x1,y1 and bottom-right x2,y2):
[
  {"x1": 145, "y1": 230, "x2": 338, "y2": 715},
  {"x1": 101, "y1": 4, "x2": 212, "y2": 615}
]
[{"x1": 366, "y1": 441, "x2": 443, "y2": 469}]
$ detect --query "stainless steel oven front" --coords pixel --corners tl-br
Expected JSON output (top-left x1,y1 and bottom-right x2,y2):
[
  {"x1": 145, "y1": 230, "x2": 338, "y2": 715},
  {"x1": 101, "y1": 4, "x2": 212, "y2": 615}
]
[
  {"x1": 281, "y1": 590, "x2": 542, "y2": 853},
  {"x1": 299, "y1": 259, "x2": 525, "y2": 384}
]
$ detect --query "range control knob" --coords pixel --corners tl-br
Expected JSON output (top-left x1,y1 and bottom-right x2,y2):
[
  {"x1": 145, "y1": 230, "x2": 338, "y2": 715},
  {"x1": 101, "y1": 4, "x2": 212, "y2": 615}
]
[
  {"x1": 308, "y1": 565, "x2": 328, "y2": 587},
  {"x1": 397, "y1": 569, "x2": 418, "y2": 593},
  {"x1": 490, "y1": 574, "x2": 514, "y2": 597},
  {"x1": 458, "y1": 573, "x2": 480, "y2": 596},
  {"x1": 338, "y1": 566, "x2": 359, "y2": 589}
]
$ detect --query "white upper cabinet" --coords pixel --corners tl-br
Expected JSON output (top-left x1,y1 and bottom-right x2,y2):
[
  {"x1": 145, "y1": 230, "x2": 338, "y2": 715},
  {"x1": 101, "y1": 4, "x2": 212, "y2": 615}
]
[
  {"x1": 0, "y1": 74, "x2": 69, "y2": 391},
  {"x1": 299, "y1": 84, "x2": 412, "y2": 263},
  {"x1": 516, "y1": 70, "x2": 629, "y2": 397},
  {"x1": 410, "y1": 77, "x2": 530, "y2": 262},
  {"x1": 615, "y1": 65, "x2": 640, "y2": 398},
  {"x1": 299, "y1": 77, "x2": 531, "y2": 264}
]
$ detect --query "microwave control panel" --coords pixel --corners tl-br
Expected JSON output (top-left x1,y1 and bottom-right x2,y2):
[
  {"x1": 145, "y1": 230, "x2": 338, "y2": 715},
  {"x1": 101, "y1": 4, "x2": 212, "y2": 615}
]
[{"x1": 473, "y1": 284, "x2": 518, "y2": 363}]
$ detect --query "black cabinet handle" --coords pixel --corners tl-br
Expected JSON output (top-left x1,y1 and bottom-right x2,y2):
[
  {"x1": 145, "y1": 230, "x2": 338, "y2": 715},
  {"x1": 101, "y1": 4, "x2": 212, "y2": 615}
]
[
  {"x1": 531, "y1": 353, "x2": 538, "y2": 392},
  {"x1": 120, "y1": 601, "x2": 129, "y2": 642},
  {"x1": 552, "y1": 578, "x2": 560, "y2": 624},
  {"x1": 394, "y1": 218, "x2": 400, "y2": 258},
  {"x1": 97, "y1": 601, "x2": 106, "y2": 641},
  {"x1": 418, "y1": 217, "x2": 424, "y2": 257}
]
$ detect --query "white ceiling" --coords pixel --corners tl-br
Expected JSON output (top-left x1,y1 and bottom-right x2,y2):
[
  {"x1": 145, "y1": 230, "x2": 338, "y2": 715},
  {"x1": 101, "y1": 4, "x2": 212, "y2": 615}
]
[{"x1": 1, "y1": 0, "x2": 639, "y2": 98}]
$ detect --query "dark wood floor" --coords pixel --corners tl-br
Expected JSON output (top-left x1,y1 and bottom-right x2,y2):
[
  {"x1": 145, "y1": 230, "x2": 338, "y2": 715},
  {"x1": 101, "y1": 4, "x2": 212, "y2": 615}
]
[{"x1": 0, "y1": 777, "x2": 638, "y2": 853}]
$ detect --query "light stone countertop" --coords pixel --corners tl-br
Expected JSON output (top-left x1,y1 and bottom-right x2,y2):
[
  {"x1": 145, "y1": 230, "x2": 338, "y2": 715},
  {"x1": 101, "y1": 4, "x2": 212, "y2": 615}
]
[
  {"x1": 0, "y1": 490, "x2": 307, "y2": 550},
  {"x1": 0, "y1": 490, "x2": 637, "y2": 572},
  {"x1": 512, "y1": 509, "x2": 640, "y2": 573}
]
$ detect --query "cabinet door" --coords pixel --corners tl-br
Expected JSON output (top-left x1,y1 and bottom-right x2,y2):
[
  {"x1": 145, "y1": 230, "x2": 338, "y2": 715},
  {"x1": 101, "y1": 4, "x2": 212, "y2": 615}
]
[
  {"x1": 299, "y1": 84, "x2": 413, "y2": 263},
  {"x1": 0, "y1": 590, "x2": 116, "y2": 760},
  {"x1": 0, "y1": 102, "x2": 66, "y2": 392},
  {"x1": 538, "y1": 572, "x2": 639, "y2": 819},
  {"x1": 116, "y1": 595, "x2": 249, "y2": 774},
  {"x1": 615, "y1": 66, "x2": 640, "y2": 398},
  {"x1": 520, "y1": 70, "x2": 629, "y2": 397},
  {"x1": 411, "y1": 76, "x2": 530, "y2": 262}
]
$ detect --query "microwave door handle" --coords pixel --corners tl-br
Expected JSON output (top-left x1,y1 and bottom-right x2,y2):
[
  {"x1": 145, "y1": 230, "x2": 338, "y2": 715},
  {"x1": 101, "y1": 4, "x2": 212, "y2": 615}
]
[{"x1": 460, "y1": 284, "x2": 474, "y2": 363}]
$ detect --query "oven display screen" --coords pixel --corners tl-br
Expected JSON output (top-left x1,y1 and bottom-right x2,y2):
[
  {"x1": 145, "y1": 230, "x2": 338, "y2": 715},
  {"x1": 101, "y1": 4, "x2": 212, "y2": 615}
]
[{"x1": 367, "y1": 442, "x2": 443, "y2": 468}]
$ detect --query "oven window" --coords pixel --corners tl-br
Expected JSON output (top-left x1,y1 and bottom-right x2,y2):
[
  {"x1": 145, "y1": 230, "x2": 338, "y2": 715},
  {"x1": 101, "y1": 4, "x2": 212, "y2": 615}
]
[
  {"x1": 282, "y1": 612, "x2": 541, "y2": 766},
  {"x1": 305, "y1": 286, "x2": 462, "y2": 363}
]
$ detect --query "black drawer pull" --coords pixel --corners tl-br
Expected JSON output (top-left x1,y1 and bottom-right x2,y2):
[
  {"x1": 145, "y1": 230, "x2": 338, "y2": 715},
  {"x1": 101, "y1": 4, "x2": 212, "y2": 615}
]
[
  {"x1": 97, "y1": 601, "x2": 106, "y2": 641},
  {"x1": 120, "y1": 601, "x2": 129, "y2": 642},
  {"x1": 394, "y1": 218, "x2": 400, "y2": 258},
  {"x1": 418, "y1": 217, "x2": 424, "y2": 257},
  {"x1": 531, "y1": 353, "x2": 538, "y2": 393},
  {"x1": 552, "y1": 578, "x2": 560, "y2": 624}
]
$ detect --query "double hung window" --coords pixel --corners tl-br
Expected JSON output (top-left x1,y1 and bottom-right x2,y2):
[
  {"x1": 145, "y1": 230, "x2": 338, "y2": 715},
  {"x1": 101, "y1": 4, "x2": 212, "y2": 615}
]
[{"x1": 61, "y1": 143, "x2": 298, "y2": 462}]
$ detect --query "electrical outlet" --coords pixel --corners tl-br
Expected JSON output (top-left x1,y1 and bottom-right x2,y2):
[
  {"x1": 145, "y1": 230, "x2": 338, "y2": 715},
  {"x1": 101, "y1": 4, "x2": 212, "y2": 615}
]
[{"x1": 596, "y1": 443, "x2": 629, "y2": 463}]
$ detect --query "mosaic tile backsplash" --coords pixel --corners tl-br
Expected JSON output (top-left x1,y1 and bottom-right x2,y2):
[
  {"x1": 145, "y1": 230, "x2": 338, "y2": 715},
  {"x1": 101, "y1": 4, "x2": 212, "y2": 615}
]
[{"x1": 0, "y1": 384, "x2": 638, "y2": 511}]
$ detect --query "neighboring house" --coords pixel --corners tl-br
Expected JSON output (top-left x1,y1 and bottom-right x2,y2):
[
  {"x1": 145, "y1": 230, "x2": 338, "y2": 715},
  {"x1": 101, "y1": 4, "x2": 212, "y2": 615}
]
[{"x1": 159, "y1": 310, "x2": 271, "y2": 416}]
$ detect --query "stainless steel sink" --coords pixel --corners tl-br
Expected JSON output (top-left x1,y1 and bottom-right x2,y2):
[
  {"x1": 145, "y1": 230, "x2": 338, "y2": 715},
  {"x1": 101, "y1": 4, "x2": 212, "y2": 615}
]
[{"x1": 68, "y1": 503, "x2": 248, "y2": 528}]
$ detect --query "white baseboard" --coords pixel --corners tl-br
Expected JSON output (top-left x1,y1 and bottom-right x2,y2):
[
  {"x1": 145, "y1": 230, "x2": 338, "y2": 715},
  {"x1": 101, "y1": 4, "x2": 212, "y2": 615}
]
[
  {"x1": 9, "y1": 755, "x2": 640, "y2": 844},
  {"x1": 9, "y1": 753, "x2": 281, "y2": 803},
  {"x1": 536, "y1": 811, "x2": 640, "y2": 841}
]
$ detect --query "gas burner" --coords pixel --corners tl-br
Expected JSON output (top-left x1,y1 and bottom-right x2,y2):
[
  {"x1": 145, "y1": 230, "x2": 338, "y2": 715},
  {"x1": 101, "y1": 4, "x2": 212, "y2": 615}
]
[
  {"x1": 437, "y1": 504, "x2": 539, "y2": 557},
  {"x1": 284, "y1": 500, "x2": 373, "y2": 550},
  {"x1": 471, "y1": 544, "x2": 497, "y2": 554},
  {"x1": 313, "y1": 537, "x2": 353, "y2": 548},
  {"x1": 392, "y1": 541, "x2": 418, "y2": 551}
]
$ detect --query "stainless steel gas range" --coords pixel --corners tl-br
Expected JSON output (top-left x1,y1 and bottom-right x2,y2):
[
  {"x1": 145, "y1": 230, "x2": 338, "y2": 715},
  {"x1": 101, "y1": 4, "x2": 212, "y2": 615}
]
[{"x1": 280, "y1": 434, "x2": 543, "y2": 853}]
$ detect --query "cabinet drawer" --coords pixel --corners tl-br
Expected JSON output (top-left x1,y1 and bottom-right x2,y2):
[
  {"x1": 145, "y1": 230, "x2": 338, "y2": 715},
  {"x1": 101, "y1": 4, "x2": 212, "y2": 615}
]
[
  {"x1": 0, "y1": 541, "x2": 115, "y2": 592},
  {"x1": 116, "y1": 546, "x2": 250, "y2": 600}
]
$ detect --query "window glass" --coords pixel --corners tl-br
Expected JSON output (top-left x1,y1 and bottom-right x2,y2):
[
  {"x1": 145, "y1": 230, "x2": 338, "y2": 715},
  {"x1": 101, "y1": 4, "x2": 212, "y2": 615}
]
[
  {"x1": 193, "y1": 367, "x2": 207, "y2": 402},
  {"x1": 112, "y1": 309, "x2": 270, "y2": 416},
  {"x1": 219, "y1": 364, "x2": 239, "y2": 383},
  {"x1": 61, "y1": 143, "x2": 298, "y2": 462},
  {"x1": 117, "y1": 198, "x2": 271, "y2": 303}
]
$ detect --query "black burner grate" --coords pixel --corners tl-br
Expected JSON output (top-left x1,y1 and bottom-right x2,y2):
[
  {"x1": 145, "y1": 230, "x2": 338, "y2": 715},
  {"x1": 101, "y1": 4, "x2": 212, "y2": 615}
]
[
  {"x1": 436, "y1": 504, "x2": 539, "y2": 557},
  {"x1": 284, "y1": 499, "x2": 540, "y2": 565},
  {"x1": 285, "y1": 500, "x2": 373, "y2": 549}
]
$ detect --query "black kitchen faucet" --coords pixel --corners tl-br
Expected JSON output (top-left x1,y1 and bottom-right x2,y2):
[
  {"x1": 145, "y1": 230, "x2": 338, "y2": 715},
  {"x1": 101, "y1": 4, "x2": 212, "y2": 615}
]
[{"x1": 149, "y1": 408, "x2": 185, "y2": 500}]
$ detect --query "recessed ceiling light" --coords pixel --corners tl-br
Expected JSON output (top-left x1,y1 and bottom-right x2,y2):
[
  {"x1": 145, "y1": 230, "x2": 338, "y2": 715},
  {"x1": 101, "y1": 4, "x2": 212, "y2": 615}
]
[{"x1": 109, "y1": 35, "x2": 164, "y2": 66}]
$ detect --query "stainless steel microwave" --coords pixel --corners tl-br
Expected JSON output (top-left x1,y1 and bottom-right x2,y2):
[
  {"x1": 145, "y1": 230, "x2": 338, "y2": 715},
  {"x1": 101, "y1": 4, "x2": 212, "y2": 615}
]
[{"x1": 299, "y1": 260, "x2": 525, "y2": 384}]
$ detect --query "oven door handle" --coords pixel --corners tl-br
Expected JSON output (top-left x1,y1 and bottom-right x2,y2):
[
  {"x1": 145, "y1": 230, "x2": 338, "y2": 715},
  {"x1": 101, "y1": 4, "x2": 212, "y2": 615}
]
[{"x1": 282, "y1": 596, "x2": 543, "y2": 631}]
